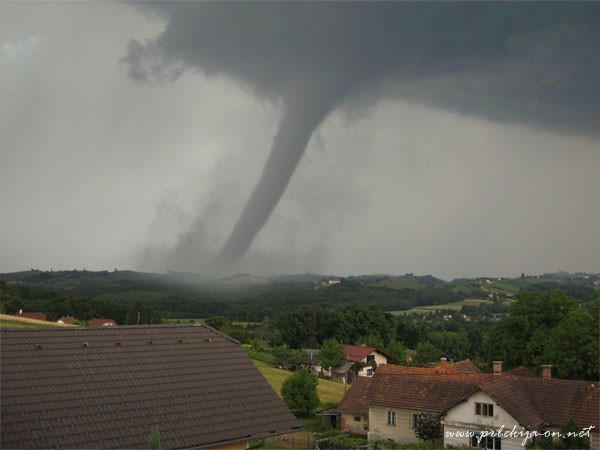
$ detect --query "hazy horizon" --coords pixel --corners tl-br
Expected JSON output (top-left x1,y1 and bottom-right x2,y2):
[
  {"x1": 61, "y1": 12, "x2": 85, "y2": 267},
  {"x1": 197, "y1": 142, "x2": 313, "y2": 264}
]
[{"x1": 1, "y1": 2, "x2": 599, "y2": 280}]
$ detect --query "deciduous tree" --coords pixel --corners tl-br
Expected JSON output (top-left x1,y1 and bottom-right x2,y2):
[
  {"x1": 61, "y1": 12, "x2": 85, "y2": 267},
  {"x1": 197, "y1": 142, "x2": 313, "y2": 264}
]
[
  {"x1": 318, "y1": 338, "x2": 346, "y2": 372},
  {"x1": 281, "y1": 368, "x2": 319, "y2": 417}
]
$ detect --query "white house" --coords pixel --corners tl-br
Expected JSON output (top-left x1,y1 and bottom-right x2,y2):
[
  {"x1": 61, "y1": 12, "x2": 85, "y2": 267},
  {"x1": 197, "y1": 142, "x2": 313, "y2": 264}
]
[{"x1": 338, "y1": 360, "x2": 599, "y2": 450}]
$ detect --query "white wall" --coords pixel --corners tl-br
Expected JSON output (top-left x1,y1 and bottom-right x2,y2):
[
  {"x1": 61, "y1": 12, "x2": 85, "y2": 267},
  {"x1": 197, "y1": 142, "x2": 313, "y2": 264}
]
[{"x1": 443, "y1": 391, "x2": 526, "y2": 450}]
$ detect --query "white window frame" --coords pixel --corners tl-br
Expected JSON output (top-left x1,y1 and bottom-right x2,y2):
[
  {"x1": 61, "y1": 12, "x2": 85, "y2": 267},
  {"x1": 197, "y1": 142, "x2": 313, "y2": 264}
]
[{"x1": 387, "y1": 410, "x2": 396, "y2": 426}]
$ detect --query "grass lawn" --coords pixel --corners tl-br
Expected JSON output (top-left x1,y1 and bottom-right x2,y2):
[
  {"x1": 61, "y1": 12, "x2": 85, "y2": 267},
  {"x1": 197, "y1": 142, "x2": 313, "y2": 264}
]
[
  {"x1": 253, "y1": 360, "x2": 344, "y2": 449},
  {"x1": 161, "y1": 318, "x2": 204, "y2": 324},
  {"x1": 0, "y1": 314, "x2": 76, "y2": 328},
  {"x1": 252, "y1": 360, "x2": 347, "y2": 409},
  {"x1": 0, "y1": 319, "x2": 47, "y2": 328}
]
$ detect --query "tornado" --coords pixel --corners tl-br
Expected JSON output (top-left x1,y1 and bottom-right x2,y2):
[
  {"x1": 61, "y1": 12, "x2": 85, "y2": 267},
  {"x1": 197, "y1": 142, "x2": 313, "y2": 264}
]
[
  {"x1": 124, "y1": 2, "x2": 600, "y2": 274},
  {"x1": 213, "y1": 88, "x2": 334, "y2": 270}
]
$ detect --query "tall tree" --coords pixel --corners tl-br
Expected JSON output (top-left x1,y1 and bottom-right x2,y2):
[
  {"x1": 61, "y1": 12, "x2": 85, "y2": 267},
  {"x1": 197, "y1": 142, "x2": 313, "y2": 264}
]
[
  {"x1": 318, "y1": 338, "x2": 346, "y2": 372},
  {"x1": 487, "y1": 289, "x2": 596, "y2": 380},
  {"x1": 281, "y1": 369, "x2": 319, "y2": 417}
]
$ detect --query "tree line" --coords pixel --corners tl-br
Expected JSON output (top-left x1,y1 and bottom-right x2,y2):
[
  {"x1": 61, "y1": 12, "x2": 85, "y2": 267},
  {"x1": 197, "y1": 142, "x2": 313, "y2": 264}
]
[{"x1": 2, "y1": 279, "x2": 598, "y2": 380}]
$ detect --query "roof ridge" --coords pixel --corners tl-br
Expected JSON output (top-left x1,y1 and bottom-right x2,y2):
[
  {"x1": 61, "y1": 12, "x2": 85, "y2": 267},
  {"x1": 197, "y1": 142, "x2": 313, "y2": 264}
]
[{"x1": 0, "y1": 323, "x2": 241, "y2": 344}]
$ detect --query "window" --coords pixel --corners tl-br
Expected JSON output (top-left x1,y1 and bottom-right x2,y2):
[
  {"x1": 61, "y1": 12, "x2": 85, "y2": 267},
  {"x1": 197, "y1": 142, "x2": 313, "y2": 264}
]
[
  {"x1": 387, "y1": 410, "x2": 396, "y2": 426},
  {"x1": 367, "y1": 354, "x2": 375, "y2": 364},
  {"x1": 475, "y1": 402, "x2": 494, "y2": 417},
  {"x1": 366, "y1": 368, "x2": 374, "y2": 376},
  {"x1": 471, "y1": 435, "x2": 501, "y2": 449},
  {"x1": 410, "y1": 413, "x2": 422, "y2": 429},
  {"x1": 354, "y1": 416, "x2": 361, "y2": 422}
]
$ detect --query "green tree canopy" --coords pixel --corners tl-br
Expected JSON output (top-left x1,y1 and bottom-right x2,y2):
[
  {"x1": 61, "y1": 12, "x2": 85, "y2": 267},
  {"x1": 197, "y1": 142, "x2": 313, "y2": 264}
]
[
  {"x1": 318, "y1": 338, "x2": 346, "y2": 371},
  {"x1": 487, "y1": 289, "x2": 597, "y2": 380},
  {"x1": 280, "y1": 368, "x2": 320, "y2": 417}
]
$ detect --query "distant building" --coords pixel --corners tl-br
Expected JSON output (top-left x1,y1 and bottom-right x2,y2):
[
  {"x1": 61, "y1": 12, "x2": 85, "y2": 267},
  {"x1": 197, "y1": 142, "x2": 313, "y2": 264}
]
[
  {"x1": 312, "y1": 345, "x2": 390, "y2": 384},
  {"x1": 57, "y1": 316, "x2": 76, "y2": 324},
  {"x1": 89, "y1": 318, "x2": 117, "y2": 327},
  {"x1": 15, "y1": 311, "x2": 46, "y2": 321}
]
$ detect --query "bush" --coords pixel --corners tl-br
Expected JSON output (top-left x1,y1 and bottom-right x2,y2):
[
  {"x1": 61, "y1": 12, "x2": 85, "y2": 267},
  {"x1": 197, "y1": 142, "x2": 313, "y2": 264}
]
[
  {"x1": 316, "y1": 430, "x2": 367, "y2": 449},
  {"x1": 281, "y1": 368, "x2": 319, "y2": 417}
]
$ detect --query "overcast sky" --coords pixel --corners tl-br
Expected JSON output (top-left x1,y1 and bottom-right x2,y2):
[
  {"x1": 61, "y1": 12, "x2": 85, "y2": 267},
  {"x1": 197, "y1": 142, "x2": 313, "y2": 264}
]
[{"x1": 1, "y1": 2, "x2": 599, "y2": 280}]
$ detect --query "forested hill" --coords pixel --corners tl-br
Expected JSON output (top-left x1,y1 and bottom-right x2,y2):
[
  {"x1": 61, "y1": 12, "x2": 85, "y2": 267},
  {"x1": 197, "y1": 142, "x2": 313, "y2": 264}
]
[{"x1": 1, "y1": 269, "x2": 598, "y2": 322}]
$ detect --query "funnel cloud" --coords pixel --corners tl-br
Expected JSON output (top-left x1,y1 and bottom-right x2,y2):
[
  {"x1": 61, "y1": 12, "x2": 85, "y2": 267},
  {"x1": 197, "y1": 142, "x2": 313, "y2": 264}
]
[{"x1": 124, "y1": 2, "x2": 600, "y2": 273}]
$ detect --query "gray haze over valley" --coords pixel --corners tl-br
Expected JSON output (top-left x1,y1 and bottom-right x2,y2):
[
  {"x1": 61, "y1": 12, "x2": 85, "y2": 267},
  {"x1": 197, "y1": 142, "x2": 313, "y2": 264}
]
[{"x1": 1, "y1": 2, "x2": 599, "y2": 279}]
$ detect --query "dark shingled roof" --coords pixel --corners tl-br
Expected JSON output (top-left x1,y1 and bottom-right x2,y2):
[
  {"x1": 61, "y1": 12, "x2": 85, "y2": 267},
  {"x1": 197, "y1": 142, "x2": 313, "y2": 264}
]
[{"x1": 1, "y1": 324, "x2": 302, "y2": 449}]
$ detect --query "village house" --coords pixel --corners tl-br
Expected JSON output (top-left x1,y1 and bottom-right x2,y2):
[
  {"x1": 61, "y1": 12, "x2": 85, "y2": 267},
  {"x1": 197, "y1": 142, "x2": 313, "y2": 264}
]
[
  {"x1": 57, "y1": 315, "x2": 77, "y2": 324},
  {"x1": 312, "y1": 344, "x2": 390, "y2": 384},
  {"x1": 337, "y1": 359, "x2": 599, "y2": 450},
  {"x1": 89, "y1": 317, "x2": 117, "y2": 326},
  {"x1": 1, "y1": 324, "x2": 302, "y2": 449},
  {"x1": 15, "y1": 310, "x2": 46, "y2": 321}
]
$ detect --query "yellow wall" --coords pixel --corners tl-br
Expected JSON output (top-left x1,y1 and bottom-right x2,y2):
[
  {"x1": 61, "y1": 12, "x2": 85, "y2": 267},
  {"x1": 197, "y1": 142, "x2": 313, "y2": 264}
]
[
  {"x1": 367, "y1": 405, "x2": 423, "y2": 444},
  {"x1": 341, "y1": 413, "x2": 368, "y2": 436}
]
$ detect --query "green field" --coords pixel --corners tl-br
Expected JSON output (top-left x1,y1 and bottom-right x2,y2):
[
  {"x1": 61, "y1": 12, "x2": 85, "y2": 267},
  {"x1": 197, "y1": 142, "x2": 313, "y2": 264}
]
[
  {"x1": 161, "y1": 318, "x2": 205, "y2": 324},
  {"x1": 391, "y1": 298, "x2": 494, "y2": 315},
  {"x1": 252, "y1": 359, "x2": 347, "y2": 409}
]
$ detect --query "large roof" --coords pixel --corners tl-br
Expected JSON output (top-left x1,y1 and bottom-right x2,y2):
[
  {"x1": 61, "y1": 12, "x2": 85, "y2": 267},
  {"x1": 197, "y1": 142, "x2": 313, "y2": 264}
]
[
  {"x1": 338, "y1": 360, "x2": 482, "y2": 416},
  {"x1": 1, "y1": 324, "x2": 302, "y2": 449},
  {"x1": 338, "y1": 363, "x2": 599, "y2": 431},
  {"x1": 343, "y1": 345, "x2": 380, "y2": 363}
]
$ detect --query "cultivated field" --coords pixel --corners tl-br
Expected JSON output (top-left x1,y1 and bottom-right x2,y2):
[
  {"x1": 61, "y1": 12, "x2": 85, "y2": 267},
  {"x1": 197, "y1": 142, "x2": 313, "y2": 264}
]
[{"x1": 390, "y1": 298, "x2": 494, "y2": 315}]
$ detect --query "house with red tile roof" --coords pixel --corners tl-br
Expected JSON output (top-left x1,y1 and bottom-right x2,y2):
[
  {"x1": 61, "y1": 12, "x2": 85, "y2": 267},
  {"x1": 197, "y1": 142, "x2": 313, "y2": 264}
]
[
  {"x1": 89, "y1": 317, "x2": 117, "y2": 326},
  {"x1": 331, "y1": 345, "x2": 391, "y2": 383},
  {"x1": 338, "y1": 360, "x2": 599, "y2": 450},
  {"x1": 15, "y1": 311, "x2": 46, "y2": 321},
  {"x1": 337, "y1": 358, "x2": 483, "y2": 437},
  {"x1": 57, "y1": 315, "x2": 76, "y2": 324},
  {"x1": 309, "y1": 344, "x2": 390, "y2": 384}
]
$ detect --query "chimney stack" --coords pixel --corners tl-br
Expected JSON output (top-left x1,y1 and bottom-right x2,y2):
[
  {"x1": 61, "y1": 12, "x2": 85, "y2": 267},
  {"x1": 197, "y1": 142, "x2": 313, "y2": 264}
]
[
  {"x1": 541, "y1": 364, "x2": 552, "y2": 379},
  {"x1": 440, "y1": 357, "x2": 447, "y2": 367},
  {"x1": 492, "y1": 361, "x2": 503, "y2": 375}
]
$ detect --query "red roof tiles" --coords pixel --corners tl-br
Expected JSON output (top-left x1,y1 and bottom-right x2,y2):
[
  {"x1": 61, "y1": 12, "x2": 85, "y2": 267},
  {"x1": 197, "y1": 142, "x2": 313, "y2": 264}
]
[
  {"x1": 16, "y1": 311, "x2": 46, "y2": 321},
  {"x1": 337, "y1": 376, "x2": 373, "y2": 416},
  {"x1": 338, "y1": 362, "x2": 599, "y2": 432},
  {"x1": 89, "y1": 318, "x2": 117, "y2": 327},
  {"x1": 344, "y1": 345, "x2": 378, "y2": 362}
]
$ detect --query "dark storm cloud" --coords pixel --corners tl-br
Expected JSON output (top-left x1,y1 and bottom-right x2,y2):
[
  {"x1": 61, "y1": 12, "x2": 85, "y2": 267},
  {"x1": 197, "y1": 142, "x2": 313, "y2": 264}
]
[
  {"x1": 126, "y1": 2, "x2": 600, "y2": 132},
  {"x1": 124, "y1": 2, "x2": 600, "y2": 271}
]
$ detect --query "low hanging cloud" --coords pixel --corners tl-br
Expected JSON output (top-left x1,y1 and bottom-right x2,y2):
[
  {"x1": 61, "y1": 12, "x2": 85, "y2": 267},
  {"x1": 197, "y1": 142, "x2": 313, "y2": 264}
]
[{"x1": 124, "y1": 2, "x2": 600, "y2": 274}]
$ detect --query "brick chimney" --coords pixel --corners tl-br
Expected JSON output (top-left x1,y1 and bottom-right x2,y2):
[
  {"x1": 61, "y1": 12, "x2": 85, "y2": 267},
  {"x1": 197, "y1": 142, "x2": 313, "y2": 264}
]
[
  {"x1": 440, "y1": 357, "x2": 447, "y2": 368},
  {"x1": 492, "y1": 361, "x2": 503, "y2": 375},
  {"x1": 541, "y1": 364, "x2": 552, "y2": 379}
]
